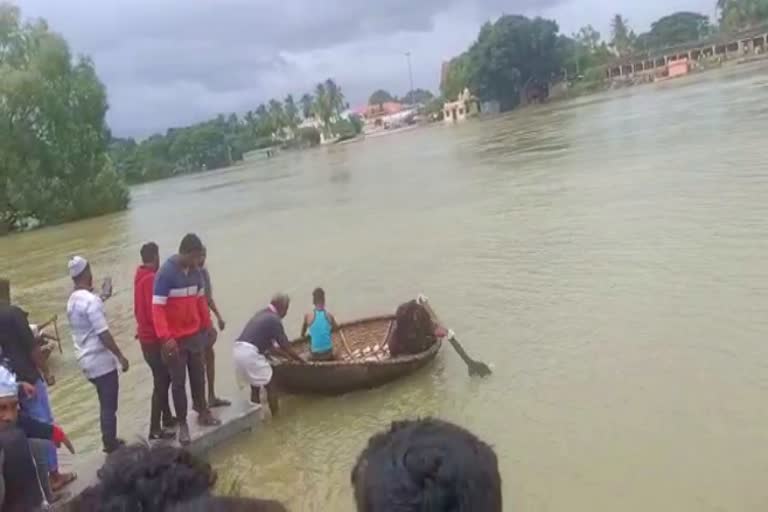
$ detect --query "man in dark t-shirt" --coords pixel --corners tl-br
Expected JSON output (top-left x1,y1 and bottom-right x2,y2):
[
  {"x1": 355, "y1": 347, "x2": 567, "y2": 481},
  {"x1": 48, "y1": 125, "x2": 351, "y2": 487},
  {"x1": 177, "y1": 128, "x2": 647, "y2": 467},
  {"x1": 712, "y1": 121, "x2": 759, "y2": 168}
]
[
  {"x1": 233, "y1": 294, "x2": 304, "y2": 414},
  {"x1": 0, "y1": 281, "x2": 76, "y2": 491}
]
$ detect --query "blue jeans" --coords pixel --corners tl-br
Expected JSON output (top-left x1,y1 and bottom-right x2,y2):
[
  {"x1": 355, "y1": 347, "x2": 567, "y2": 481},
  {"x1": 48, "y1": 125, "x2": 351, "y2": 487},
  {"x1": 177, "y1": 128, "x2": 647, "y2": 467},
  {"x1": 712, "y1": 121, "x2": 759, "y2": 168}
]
[
  {"x1": 90, "y1": 370, "x2": 119, "y2": 450},
  {"x1": 19, "y1": 378, "x2": 58, "y2": 472}
]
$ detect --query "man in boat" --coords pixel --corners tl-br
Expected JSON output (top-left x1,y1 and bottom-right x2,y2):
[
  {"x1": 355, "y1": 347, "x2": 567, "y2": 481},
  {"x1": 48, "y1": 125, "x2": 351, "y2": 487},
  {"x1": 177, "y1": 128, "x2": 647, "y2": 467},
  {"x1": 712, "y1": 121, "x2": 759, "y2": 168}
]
[
  {"x1": 0, "y1": 278, "x2": 77, "y2": 492},
  {"x1": 300, "y1": 287, "x2": 340, "y2": 361},
  {"x1": 351, "y1": 418, "x2": 502, "y2": 512},
  {"x1": 387, "y1": 299, "x2": 448, "y2": 357},
  {"x1": 134, "y1": 242, "x2": 177, "y2": 441},
  {"x1": 0, "y1": 365, "x2": 76, "y2": 510},
  {"x1": 153, "y1": 234, "x2": 221, "y2": 446},
  {"x1": 233, "y1": 293, "x2": 304, "y2": 415},
  {"x1": 199, "y1": 246, "x2": 230, "y2": 409},
  {"x1": 67, "y1": 256, "x2": 130, "y2": 454}
]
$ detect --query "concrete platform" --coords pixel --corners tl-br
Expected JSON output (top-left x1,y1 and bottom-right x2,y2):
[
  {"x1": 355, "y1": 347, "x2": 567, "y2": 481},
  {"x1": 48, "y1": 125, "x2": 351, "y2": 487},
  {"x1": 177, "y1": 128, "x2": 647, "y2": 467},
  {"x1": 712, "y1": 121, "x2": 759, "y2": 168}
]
[{"x1": 53, "y1": 400, "x2": 262, "y2": 511}]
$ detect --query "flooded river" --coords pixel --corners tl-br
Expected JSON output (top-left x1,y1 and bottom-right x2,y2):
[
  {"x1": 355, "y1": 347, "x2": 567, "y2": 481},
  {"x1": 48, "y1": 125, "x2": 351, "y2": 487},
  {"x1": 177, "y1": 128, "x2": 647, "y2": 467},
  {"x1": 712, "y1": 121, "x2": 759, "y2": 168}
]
[{"x1": 2, "y1": 63, "x2": 768, "y2": 511}]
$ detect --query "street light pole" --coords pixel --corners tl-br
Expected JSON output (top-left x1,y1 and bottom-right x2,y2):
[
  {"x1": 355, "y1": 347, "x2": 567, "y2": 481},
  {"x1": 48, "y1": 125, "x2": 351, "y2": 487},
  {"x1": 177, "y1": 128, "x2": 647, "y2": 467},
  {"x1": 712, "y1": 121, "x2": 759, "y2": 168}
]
[{"x1": 405, "y1": 51, "x2": 415, "y2": 104}]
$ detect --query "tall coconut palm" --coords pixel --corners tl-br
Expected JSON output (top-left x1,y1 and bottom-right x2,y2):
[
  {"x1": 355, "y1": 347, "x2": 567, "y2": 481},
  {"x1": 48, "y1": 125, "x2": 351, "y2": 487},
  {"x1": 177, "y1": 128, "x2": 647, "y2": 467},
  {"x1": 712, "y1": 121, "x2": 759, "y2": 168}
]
[
  {"x1": 300, "y1": 93, "x2": 314, "y2": 119},
  {"x1": 268, "y1": 99, "x2": 285, "y2": 138},
  {"x1": 313, "y1": 82, "x2": 333, "y2": 135},
  {"x1": 284, "y1": 94, "x2": 299, "y2": 134},
  {"x1": 324, "y1": 78, "x2": 345, "y2": 116}
]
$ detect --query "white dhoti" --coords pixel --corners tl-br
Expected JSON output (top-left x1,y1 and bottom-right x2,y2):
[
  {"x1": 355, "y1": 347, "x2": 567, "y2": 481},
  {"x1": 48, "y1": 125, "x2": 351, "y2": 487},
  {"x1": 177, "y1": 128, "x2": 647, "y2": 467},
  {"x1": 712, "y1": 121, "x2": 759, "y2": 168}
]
[{"x1": 233, "y1": 341, "x2": 273, "y2": 388}]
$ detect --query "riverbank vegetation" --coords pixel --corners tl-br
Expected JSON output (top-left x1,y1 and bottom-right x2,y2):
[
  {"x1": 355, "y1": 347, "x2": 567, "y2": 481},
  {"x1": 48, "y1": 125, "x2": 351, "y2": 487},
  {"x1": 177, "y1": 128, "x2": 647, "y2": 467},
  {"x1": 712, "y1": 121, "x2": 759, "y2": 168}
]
[
  {"x1": 112, "y1": 78, "x2": 360, "y2": 185},
  {"x1": 441, "y1": 2, "x2": 768, "y2": 111},
  {"x1": 0, "y1": 3, "x2": 129, "y2": 234}
]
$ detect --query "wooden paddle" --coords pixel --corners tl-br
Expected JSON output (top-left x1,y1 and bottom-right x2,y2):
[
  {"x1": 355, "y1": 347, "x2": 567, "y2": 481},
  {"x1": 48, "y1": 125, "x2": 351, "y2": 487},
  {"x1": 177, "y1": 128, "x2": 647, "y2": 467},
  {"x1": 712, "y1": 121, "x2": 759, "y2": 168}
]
[{"x1": 420, "y1": 299, "x2": 492, "y2": 377}]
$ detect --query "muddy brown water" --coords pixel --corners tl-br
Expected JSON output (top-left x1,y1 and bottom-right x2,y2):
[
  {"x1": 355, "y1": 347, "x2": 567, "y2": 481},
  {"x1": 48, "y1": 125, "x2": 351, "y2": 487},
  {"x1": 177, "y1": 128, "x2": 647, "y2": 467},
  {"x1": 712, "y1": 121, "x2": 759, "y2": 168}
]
[{"x1": 2, "y1": 64, "x2": 768, "y2": 511}]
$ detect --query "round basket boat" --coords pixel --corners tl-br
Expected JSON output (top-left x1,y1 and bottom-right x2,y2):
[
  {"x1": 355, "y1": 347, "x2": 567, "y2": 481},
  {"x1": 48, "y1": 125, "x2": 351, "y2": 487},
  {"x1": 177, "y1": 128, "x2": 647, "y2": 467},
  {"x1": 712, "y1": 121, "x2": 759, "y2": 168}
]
[{"x1": 271, "y1": 315, "x2": 441, "y2": 395}]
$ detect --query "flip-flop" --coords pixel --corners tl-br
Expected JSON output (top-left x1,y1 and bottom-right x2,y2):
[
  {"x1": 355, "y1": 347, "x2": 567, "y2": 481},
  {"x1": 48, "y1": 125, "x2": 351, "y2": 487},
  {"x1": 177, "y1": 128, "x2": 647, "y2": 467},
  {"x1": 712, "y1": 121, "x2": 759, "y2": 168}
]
[
  {"x1": 149, "y1": 430, "x2": 177, "y2": 441},
  {"x1": 209, "y1": 397, "x2": 231, "y2": 408},
  {"x1": 197, "y1": 415, "x2": 222, "y2": 427},
  {"x1": 50, "y1": 472, "x2": 77, "y2": 492}
]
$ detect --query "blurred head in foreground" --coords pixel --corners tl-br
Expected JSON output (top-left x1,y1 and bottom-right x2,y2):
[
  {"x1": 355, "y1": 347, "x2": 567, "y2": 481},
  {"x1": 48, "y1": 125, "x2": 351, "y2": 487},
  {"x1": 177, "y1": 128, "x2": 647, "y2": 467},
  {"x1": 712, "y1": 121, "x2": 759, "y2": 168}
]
[
  {"x1": 79, "y1": 443, "x2": 215, "y2": 511},
  {"x1": 167, "y1": 495, "x2": 289, "y2": 512},
  {"x1": 351, "y1": 418, "x2": 502, "y2": 512}
]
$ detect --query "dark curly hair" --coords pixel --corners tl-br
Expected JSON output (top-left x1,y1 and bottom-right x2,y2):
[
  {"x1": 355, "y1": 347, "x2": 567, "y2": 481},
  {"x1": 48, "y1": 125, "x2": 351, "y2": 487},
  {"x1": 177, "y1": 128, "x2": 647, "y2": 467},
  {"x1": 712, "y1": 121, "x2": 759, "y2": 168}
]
[
  {"x1": 351, "y1": 418, "x2": 502, "y2": 512},
  {"x1": 78, "y1": 443, "x2": 217, "y2": 511},
  {"x1": 166, "y1": 496, "x2": 289, "y2": 511}
]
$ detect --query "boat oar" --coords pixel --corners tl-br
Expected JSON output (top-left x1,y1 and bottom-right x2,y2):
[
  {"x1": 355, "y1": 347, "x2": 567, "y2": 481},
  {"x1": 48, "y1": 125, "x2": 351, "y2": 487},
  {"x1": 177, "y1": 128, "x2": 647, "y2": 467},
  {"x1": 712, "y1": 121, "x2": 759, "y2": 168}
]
[{"x1": 420, "y1": 300, "x2": 492, "y2": 378}]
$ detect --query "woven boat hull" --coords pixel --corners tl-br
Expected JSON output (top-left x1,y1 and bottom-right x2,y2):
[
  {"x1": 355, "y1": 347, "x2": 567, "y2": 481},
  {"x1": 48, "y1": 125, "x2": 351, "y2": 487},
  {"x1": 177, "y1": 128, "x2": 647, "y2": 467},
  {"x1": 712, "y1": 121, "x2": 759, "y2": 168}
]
[{"x1": 271, "y1": 314, "x2": 441, "y2": 395}]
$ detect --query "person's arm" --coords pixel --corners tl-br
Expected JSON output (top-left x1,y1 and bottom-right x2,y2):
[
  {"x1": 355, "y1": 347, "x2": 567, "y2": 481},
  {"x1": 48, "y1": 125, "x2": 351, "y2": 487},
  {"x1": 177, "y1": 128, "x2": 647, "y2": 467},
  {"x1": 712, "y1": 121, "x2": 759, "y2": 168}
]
[
  {"x1": 208, "y1": 296, "x2": 226, "y2": 331},
  {"x1": 203, "y1": 268, "x2": 225, "y2": 330},
  {"x1": 275, "y1": 321, "x2": 304, "y2": 363},
  {"x1": 10, "y1": 307, "x2": 47, "y2": 382},
  {"x1": 196, "y1": 273, "x2": 213, "y2": 333},
  {"x1": 152, "y1": 270, "x2": 175, "y2": 353},
  {"x1": 300, "y1": 312, "x2": 310, "y2": 338},
  {"x1": 327, "y1": 312, "x2": 341, "y2": 332},
  {"x1": 88, "y1": 298, "x2": 129, "y2": 372},
  {"x1": 17, "y1": 415, "x2": 75, "y2": 454},
  {"x1": 98, "y1": 331, "x2": 129, "y2": 372}
]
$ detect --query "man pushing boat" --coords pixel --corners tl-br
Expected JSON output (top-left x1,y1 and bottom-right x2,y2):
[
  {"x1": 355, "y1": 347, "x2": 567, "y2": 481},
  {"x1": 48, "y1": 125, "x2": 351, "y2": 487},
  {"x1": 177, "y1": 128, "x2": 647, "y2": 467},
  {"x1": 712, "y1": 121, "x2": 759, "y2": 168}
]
[{"x1": 233, "y1": 293, "x2": 305, "y2": 415}]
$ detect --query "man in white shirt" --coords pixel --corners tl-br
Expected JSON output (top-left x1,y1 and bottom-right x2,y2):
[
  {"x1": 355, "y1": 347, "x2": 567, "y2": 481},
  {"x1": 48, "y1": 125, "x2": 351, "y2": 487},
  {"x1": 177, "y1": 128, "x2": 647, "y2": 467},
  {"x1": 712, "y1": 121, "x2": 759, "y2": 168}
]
[{"x1": 66, "y1": 256, "x2": 129, "y2": 454}]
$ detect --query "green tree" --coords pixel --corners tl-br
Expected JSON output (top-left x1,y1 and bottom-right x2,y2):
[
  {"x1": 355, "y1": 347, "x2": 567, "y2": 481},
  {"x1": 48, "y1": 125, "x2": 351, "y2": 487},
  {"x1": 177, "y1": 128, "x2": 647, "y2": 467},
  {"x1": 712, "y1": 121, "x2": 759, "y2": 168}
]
[
  {"x1": 463, "y1": 15, "x2": 564, "y2": 110},
  {"x1": 369, "y1": 89, "x2": 395, "y2": 104},
  {"x1": 267, "y1": 99, "x2": 285, "y2": 137},
  {"x1": 637, "y1": 12, "x2": 712, "y2": 50},
  {"x1": 1, "y1": 3, "x2": 128, "y2": 232},
  {"x1": 313, "y1": 82, "x2": 333, "y2": 136},
  {"x1": 610, "y1": 14, "x2": 636, "y2": 56},
  {"x1": 324, "y1": 78, "x2": 345, "y2": 115},
  {"x1": 402, "y1": 89, "x2": 434, "y2": 104},
  {"x1": 283, "y1": 94, "x2": 299, "y2": 134},
  {"x1": 575, "y1": 25, "x2": 602, "y2": 51},
  {"x1": 440, "y1": 54, "x2": 470, "y2": 100},
  {"x1": 719, "y1": 0, "x2": 768, "y2": 30},
  {"x1": 299, "y1": 93, "x2": 314, "y2": 119}
]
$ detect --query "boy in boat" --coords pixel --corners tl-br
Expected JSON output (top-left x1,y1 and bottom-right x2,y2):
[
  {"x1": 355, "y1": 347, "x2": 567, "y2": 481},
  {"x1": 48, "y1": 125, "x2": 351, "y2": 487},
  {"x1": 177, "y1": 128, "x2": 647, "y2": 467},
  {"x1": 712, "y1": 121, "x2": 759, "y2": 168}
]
[
  {"x1": 233, "y1": 294, "x2": 304, "y2": 415},
  {"x1": 300, "y1": 287, "x2": 340, "y2": 361},
  {"x1": 387, "y1": 299, "x2": 447, "y2": 357},
  {"x1": 351, "y1": 418, "x2": 502, "y2": 512}
]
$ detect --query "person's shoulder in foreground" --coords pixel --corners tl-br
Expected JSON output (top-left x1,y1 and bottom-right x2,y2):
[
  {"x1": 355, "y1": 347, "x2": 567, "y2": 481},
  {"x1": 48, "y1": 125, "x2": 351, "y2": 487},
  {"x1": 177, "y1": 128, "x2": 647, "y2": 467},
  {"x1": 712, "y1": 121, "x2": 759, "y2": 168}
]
[
  {"x1": 351, "y1": 417, "x2": 502, "y2": 512},
  {"x1": 77, "y1": 442, "x2": 288, "y2": 512}
]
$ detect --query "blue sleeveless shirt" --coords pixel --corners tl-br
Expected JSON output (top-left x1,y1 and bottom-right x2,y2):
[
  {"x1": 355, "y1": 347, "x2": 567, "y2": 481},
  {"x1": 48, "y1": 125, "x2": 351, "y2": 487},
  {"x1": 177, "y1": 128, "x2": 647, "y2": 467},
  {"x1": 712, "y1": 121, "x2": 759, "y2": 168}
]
[{"x1": 309, "y1": 309, "x2": 332, "y2": 354}]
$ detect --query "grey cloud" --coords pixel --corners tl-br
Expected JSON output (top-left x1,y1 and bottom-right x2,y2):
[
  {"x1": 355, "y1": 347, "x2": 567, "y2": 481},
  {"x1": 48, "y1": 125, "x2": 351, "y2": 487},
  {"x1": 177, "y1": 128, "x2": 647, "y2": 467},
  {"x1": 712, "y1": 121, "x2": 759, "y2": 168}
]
[{"x1": 17, "y1": 0, "x2": 569, "y2": 135}]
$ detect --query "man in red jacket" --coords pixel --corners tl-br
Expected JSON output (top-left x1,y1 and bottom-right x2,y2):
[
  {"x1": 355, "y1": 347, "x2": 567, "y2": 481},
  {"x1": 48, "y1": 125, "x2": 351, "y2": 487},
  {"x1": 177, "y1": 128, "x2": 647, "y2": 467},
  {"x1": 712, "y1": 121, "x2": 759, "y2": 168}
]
[{"x1": 134, "y1": 242, "x2": 176, "y2": 440}]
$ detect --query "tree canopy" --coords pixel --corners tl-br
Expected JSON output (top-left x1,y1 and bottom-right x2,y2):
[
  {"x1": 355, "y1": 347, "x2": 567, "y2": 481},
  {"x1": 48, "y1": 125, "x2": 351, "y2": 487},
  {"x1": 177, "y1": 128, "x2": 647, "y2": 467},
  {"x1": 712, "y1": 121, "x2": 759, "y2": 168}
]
[
  {"x1": 402, "y1": 89, "x2": 434, "y2": 105},
  {"x1": 635, "y1": 12, "x2": 712, "y2": 51},
  {"x1": 463, "y1": 15, "x2": 564, "y2": 109},
  {"x1": 719, "y1": 0, "x2": 768, "y2": 31},
  {"x1": 111, "y1": 78, "x2": 351, "y2": 184},
  {"x1": 610, "y1": 14, "x2": 636, "y2": 57},
  {"x1": 368, "y1": 89, "x2": 395, "y2": 105},
  {"x1": 0, "y1": 3, "x2": 128, "y2": 233}
]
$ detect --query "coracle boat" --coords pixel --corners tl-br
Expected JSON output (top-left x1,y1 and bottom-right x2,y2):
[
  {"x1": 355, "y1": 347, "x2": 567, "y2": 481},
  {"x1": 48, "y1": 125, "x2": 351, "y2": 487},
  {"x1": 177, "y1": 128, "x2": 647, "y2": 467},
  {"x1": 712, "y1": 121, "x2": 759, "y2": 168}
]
[{"x1": 271, "y1": 314, "x2": 441, "y2": 395}]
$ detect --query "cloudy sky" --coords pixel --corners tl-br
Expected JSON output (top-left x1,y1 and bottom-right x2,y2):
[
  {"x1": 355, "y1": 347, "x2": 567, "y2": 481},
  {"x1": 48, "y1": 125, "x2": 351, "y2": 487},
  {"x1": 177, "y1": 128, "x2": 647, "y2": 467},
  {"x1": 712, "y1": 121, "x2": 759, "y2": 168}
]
[{"x1": 17, "y1": 0, "x2": 715, "y2": 137}]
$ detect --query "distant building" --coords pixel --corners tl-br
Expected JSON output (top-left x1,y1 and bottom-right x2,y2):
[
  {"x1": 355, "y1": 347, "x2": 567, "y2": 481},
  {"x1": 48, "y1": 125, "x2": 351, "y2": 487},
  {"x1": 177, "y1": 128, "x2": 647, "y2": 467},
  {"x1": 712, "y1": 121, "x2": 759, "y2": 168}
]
[{"x1": 443, "y1": 88, "x2": 480, "y2": 123}]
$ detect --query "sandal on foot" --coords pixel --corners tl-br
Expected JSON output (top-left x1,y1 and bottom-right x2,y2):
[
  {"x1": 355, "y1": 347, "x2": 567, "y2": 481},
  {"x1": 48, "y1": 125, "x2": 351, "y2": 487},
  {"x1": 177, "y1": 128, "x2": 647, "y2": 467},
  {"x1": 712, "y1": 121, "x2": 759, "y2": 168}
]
[
  {"x1": 209, "y1": 397, "x2": 231, "y2": 408},
  {"x1": 197, "y1": 414, "x2": 221, "y2": 427},
  {"x1": 149, "y1": 430, "x2": 177, "y2": 441},
  {"x1": 50, "y1": 472, "x2": 77, "y2": 492}
]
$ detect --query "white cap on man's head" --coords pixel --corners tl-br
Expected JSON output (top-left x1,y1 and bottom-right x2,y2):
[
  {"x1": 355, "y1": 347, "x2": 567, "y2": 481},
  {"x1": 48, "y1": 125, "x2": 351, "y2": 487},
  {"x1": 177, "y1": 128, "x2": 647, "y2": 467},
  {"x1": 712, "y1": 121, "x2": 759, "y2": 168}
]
[
  {"x1": 0, "y1": 366, "x2": 18, "y2": 399},
  {"x1": 68, "y1": 256, "x2": 89, "y2": 278}
]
